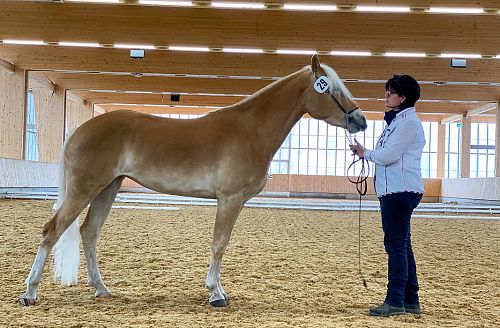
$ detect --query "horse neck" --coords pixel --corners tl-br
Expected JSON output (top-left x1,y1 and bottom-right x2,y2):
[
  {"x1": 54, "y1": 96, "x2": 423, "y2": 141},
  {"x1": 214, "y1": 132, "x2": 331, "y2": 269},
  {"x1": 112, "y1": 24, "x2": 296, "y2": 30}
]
[{"x1": 237, "y1": 68, "x2": 309, "y2": 156}]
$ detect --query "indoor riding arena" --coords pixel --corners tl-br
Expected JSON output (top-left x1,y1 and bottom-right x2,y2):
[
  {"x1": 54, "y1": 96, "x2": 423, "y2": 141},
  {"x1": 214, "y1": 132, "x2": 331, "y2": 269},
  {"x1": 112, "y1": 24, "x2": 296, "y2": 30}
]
[{"x1": 0, "y1": 1, "x2": 499, "y2": 327}]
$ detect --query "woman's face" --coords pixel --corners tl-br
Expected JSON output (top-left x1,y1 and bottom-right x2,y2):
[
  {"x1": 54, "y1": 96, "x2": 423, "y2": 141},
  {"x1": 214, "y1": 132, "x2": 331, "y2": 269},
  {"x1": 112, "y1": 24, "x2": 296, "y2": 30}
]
[{"x1": 385, "y1": 90, "x2": 406, "y2": 110}]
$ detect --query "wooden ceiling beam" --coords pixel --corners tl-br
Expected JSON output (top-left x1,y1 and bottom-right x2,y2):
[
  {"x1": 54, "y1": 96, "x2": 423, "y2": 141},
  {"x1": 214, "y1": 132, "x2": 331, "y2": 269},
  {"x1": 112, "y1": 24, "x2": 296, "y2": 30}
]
[
  {"x1": 1, "y1": 2, "x2": 500, "y2": 53},
  {"x1": 78, "y1": 90, "x2": 472, "y2": 115},
  {"x1": 4, "y1": 46, "x2": 500, "y2": 85},
  {"x1": 33, "y1": 71, "x2": 500, "y2": 102}
]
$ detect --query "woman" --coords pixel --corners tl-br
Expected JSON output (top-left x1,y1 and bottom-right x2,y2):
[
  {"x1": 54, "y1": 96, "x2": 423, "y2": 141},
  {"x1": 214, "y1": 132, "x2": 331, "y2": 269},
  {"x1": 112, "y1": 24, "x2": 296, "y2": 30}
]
[{"x1": 350, "y1": 74, "x2": 425, "y2": 317}]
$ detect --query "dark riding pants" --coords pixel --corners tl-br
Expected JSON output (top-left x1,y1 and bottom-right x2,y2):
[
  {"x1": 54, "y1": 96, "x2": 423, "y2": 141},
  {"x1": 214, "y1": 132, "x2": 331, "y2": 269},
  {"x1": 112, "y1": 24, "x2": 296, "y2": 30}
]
[{"x1": 379, "y1": 192, "x2": 423, "y2": 307}]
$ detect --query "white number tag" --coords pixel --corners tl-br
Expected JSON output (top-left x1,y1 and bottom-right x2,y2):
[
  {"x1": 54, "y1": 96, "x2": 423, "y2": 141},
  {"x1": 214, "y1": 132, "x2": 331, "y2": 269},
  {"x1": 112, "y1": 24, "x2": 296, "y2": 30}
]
[{"x1": 314, "y1": 76, "x2": 331, "y2": 94}]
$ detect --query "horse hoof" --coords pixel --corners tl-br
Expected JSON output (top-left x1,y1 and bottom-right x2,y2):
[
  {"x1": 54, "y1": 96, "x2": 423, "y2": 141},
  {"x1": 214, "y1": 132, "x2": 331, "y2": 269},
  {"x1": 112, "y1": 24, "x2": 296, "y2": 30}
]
[
  {"x1": 19, "y1": 297, "x2": 36, "y2": 306},
  {"x1": 95, "y1": 290, "x2": 112, "y2": 298},
  {"x1": 210, "y1": 298, "x2": 228, "y2": 307}
]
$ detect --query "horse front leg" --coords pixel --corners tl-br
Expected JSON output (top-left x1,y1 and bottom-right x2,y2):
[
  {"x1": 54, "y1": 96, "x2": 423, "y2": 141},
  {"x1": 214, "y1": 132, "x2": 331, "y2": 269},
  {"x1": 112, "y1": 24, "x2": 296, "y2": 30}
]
[{"x1": 205, "y1": 193, "x2": 244, "y2": 307}]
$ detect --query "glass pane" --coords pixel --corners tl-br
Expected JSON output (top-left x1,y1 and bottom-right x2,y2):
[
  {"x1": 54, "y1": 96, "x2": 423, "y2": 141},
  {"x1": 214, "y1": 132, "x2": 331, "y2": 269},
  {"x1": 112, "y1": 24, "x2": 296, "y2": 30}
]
[
  {"x1": 308, "y1": 149, "x2": 318, "y2": 175},
  {"x1": 327, "y1": 136, "x2": 337, "y2": 150},
  {"x1": 318, "y1": 121, "x2": 328, "y2": 136},
  {"x1": 488, "y1": 124, "x2": 496, "y2": 145},
  {"x1": 318, "y1": 150, "x2": 326, "y2": 170},
  {"x1": 471, "y1": 123, "x2": 478, "y2": 143},
  {"x1": 430, "y1": 122, "x2": 438, "y2": 152},
  {"x1": 318, "y1": 135, "x2": 327, "y2": 149},
  {"x1": 300, "y1": 119, "x2": 309, "y2": 135},
  {"x1": 480, "y1": 124, "x2": 488, "y2": 144},
  {"x1": 327, "y1": 124, "x2": 337, "y2": 136},
  {"x1": 470, "y1": 154, "x2": 478, "y2": 177},
  {"x1": 421, "y1": 153, "x2": 430, "y2": 177},
  {"x1": 309, "y1": 119, "x2": 318, "y2": 136},
  {"x1": 290, "y1": 149, "x2": 299, "y2": 174},
  {"x1": 291, "y1": 134, "x2": 300, "y2": 148},
  {"x1": 309, "y1": 134, "x2": 318, "y2": 149},
  {"x1": 298, "y1": 148, "x2": 308, "y2": 174}
]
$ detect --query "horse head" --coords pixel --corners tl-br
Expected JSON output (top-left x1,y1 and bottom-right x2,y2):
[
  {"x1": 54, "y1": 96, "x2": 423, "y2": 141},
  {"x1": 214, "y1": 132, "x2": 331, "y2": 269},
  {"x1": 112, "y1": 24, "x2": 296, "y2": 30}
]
[{"x1": 302, "y1": 54, "x2": 367, "y2": 134}]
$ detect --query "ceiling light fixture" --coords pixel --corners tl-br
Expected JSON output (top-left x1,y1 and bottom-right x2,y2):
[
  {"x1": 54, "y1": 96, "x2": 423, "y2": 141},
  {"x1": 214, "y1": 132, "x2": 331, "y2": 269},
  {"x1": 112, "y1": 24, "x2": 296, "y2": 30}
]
[
  {"x1": 138, "y1": 0, "x2": 193, "y2": 6},
  {"x1": 59, "y1": 41, "x2": 101, "y2": 47},
  {"x1": 222, "y1": 48, "x2": 264, "y2": 54},
  {"x1": 429, "y1": 7, "x2": 484, "y2": 14},
  {"x1": 355, "y1": 6, "x2": 410, "y2": 13},
  {"x1": 169, "y1": 46, "x2": 210, "y2": 52},
  {"x1": 2, "y1": 39, "x2": 45, "y2": 45},
  {"x1": 211, "y1": 2, "x2": 265, "y2": 9},
  {"x1": 384, "y1": 52, "x2": 426, "y2": 57},
  {"x1": 330, "y1": 50, "x2": 371, "y2": 56},
  {"x1": 115, "y1": 43, "x2": 156, "y2": 50},
  {"x1": 440, "y1": 53, "x2": 482, "y2": 59},
  {"x1": 283, "y1": 4, "x2": 338, "y2": 11},
  {"x1": 277, "y1": 49, "x2": 317, "y2": 55},
  {"x1": 65, "y1": 0, "x2": 120, "y2": 3}
]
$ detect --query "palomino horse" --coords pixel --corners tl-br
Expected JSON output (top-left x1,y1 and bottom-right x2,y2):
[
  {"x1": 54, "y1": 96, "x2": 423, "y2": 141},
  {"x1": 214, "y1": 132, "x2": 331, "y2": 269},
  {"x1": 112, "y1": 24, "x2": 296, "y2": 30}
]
[{"x1": 19, "y1": 55, "x2": 367, "y2": 307}]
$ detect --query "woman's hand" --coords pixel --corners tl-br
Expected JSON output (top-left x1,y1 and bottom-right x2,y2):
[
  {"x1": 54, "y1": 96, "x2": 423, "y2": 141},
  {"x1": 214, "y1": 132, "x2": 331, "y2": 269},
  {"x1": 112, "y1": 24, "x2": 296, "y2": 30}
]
[{"x1": 349, "y1": 138, "x2": 366, "y2": 158}]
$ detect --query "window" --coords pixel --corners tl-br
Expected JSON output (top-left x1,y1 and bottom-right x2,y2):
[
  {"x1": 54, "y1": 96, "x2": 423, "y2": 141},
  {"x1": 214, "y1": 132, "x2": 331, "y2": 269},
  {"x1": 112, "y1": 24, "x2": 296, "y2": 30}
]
[
  {"x1": 421, "y1": 121, "x2": 438, "y2": 178},
  {"x1": 444, "y1": 122, "x2": 461, "y2": 178},
  {"x1": 470, "y1": 122, "x2": 495, "y2": 178},
  {"x1": 25, "y1": 89, "x2": 39, "y2": 161},
  {"x1": 269, "y1": 117, "x2": 438, "y2": 178}
]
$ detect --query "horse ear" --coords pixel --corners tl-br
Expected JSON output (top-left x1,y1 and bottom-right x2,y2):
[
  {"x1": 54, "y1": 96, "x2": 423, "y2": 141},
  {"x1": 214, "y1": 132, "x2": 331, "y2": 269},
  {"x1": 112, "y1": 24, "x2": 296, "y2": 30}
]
[{"x1": 311, "y1": 54, "x2": 321, "y2": 74}]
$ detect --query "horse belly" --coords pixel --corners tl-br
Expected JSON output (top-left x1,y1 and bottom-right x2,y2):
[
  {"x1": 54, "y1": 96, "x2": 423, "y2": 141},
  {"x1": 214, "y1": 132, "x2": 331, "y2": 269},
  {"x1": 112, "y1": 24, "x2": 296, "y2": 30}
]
[{"x1": 126, "y1": 167, "x2": 217, "y2": 199}]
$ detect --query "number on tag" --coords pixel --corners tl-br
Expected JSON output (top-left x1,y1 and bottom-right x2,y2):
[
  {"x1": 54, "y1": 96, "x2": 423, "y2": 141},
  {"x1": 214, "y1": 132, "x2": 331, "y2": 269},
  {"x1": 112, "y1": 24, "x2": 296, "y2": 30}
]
[{"x1": 314, "y1": 76, "x2": 331, "y2": 94}]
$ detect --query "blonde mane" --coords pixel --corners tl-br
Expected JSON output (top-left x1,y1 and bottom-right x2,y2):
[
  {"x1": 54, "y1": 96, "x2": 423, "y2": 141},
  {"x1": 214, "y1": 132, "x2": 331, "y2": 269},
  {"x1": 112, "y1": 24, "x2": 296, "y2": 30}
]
[{"x1": 321, "y1": 64, "x2": 354, "y2": 99}]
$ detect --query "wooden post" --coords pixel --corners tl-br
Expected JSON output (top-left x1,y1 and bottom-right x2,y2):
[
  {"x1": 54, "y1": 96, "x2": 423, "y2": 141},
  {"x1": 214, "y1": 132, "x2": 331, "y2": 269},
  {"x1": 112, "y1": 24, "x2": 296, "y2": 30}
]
[
  {"x1": 21, "y1": 69, "x2": 29, "y2": 160},
  {"x1": 460, "y1": 115, "x2": 471, "y2": 178},
  {"x1": 63, "y1": 89, "x2": 68, "y2": 143},
  {"x1": 495, "y1": 103, "x2": 500, "y2": 177},
  {"x1": 437, "y1": 122, "x2": 446, "y2": 179}
]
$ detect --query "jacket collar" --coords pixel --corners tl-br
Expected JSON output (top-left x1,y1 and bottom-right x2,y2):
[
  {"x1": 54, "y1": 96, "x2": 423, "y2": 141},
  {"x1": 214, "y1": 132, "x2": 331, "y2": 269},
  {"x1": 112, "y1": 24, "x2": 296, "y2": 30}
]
[{"x1": 390, "y1": 107, "x2": 416, "y2": 124}]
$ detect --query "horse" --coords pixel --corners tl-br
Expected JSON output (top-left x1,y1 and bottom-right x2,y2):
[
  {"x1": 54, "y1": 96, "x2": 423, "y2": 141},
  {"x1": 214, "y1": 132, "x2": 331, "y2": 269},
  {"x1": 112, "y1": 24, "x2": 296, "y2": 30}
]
[{"x1": 19, "y1": 55, "x2": 367, "y2": 307}]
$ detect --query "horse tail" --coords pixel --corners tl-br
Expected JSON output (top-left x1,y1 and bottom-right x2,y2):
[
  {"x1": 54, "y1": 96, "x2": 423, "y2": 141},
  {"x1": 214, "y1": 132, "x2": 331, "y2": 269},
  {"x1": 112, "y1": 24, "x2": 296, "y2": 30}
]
[{"x1": 52, "y1": 135, "x2": 80, "y2": 286}]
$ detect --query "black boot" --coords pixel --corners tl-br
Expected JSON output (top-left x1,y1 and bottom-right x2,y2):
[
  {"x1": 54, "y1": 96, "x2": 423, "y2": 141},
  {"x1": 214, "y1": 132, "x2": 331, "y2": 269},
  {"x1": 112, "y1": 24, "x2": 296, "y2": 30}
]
[
  {"x1": 369, "y1": 302, "x2": 405, "y2": 317},
  {"x1": 405, "y1": 303, "x2": 422, "y2": 314}
]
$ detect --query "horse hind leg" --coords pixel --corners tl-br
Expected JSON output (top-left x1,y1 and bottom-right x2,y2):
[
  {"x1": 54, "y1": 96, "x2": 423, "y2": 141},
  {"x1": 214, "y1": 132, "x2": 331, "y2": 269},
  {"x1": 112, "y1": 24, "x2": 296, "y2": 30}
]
[
  {"x1": 80, "y1": 177, "x2": 124, "y2": 299},
  {"x1": 19, "y1": 195, "x2": 92, "y2": 306},
  {"x1": 205, "y1": 193, "x2": 244, "y2": 307}
]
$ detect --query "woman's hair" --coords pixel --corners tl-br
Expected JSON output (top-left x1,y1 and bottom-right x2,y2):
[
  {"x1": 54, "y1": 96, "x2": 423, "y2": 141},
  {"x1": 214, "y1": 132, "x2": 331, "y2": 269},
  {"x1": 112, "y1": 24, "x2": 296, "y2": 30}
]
[{"x1": 385, "y1": 74, "x2": 420, "y2": 109}]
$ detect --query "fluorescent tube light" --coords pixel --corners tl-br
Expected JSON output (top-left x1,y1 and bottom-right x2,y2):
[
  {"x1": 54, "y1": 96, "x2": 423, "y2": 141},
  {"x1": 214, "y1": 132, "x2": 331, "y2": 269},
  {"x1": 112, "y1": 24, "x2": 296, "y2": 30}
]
[
  {"x1": 66, "y1": 0, "x2": 121, "y2": 3},
  {"x1": 3, "y1": 39, "x2": 45, "y2": 45},
  {"x1": 429, "y1": 7, "x2": 484, "y2": 14},
  {"x1": 169, "y1": 46, "x2": 210, "y2": 52},
  {"x1": 115, "y1": 43, "x2": 156, "y2": 50},
  {"x1": 277, "y1": 49, "x2": 317, "y2": 55},
  {"x1": 356, "y1": 6, "x2": 410, "y2": 13},
  {"x1": 59, "y1": 42, "x2": 101, "y2": 47},
  {"x1": 283, "y1": 4, "x2": 338, "y2": 11},
  {"x1": 139, "y1": 1, "x2": 193, "y2": 6},
  {"x1": 211, "y1": 2, "x2": 265, "y2": 9},
  {"x1": 384, "y1": 52, "x2": 426, "y2": 57},
  {"x1": 330, "y1": 50, "x2": 371, "y2": 56},
  {"x1": 223, "y1": 48, "x2": 264, "y2": 54},
  {"x1": 440, "y1": 53, "x2": 482, "y2": 58}
]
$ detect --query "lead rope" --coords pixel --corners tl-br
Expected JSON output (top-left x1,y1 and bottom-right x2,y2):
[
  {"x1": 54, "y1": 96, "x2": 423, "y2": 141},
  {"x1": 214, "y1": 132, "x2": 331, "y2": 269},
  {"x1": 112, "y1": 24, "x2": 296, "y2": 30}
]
[{"x1": 345, "y1": 132, "x2": 369, "y2": 289}]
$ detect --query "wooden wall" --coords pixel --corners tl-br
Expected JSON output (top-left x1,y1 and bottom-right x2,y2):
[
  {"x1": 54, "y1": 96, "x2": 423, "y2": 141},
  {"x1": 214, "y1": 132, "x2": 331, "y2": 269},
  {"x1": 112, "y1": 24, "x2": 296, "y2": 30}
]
[
  {"x1": 29, "y1": 76, "x2": 65, "y2": 163},
  {"x1": 122, "y1": 175, "x2": 442, "y2": 198},
  {"x1": 66, "y1": 92, "x2": 93, "y2": 138},
  {"x1": 0, "y1": 66, "x2": 25, "y2": 159}
]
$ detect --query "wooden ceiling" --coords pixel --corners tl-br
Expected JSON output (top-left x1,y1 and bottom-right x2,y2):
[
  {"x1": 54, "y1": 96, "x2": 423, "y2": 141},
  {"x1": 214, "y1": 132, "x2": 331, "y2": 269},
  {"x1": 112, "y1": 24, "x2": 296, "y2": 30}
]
[{"x1": 1, "y1": 0, "x2": 499, "y2": 120}]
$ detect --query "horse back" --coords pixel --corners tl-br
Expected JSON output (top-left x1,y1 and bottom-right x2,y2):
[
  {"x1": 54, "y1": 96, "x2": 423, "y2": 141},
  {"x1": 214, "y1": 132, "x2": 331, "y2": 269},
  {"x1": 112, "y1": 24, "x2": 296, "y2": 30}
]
[{"x1": 65, "y1": 110, "x2": 269, "y2": 198}]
